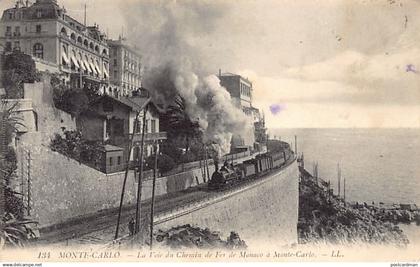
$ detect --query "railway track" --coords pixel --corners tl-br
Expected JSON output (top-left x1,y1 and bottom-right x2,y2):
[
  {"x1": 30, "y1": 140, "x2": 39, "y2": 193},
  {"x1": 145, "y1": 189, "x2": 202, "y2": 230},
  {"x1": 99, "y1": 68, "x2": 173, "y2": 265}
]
[{"x1": 33, "y1": 155, "x2": 296, "y2": 247}]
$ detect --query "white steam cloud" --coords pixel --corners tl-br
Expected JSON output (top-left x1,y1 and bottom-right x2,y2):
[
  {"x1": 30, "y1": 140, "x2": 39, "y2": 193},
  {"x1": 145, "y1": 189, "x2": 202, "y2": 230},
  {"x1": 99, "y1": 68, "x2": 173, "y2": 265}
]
[{"x1": 122, "y1": 1, "x2": 254, "y2": 155}]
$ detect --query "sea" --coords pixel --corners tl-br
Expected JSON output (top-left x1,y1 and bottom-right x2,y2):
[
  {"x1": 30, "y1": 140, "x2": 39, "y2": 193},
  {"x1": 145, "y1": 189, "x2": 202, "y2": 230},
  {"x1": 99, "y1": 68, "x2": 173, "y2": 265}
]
[
  {"x1": 271, "y1": 128, "x2": 420, "y2": 244},
  {"x1": 271, "y1": 128, "x2": 420, "y2": 204}
]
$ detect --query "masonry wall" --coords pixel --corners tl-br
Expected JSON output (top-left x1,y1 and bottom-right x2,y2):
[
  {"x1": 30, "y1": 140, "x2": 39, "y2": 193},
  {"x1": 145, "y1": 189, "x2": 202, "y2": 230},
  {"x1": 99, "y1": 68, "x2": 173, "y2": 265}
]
[
  {"x1": 20, "y1": 144, "x2": 215, "y2": 228},
  {"x1": 155, "y1": 160, "x2": 299, "y2": 248}
]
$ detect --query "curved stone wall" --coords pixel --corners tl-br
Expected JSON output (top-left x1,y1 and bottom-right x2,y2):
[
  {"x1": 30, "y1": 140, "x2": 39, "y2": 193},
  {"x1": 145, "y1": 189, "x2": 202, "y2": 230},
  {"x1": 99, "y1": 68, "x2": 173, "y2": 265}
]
[{"x1": 155, "y1": 160, "x2": 299, "y2": 248}]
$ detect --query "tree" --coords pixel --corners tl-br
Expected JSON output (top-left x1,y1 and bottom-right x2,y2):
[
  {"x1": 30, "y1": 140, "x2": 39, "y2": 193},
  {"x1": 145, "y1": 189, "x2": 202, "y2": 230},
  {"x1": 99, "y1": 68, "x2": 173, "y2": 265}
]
[
  {"x1": 160, "y1": 95, "x2": 202, "y2": 153},
  {"x1": 1, "y1": 51, "x2": 40, "y2": 99},
  {"x1": 145, "y1": 154, "x2": 176, "y2": 174}
]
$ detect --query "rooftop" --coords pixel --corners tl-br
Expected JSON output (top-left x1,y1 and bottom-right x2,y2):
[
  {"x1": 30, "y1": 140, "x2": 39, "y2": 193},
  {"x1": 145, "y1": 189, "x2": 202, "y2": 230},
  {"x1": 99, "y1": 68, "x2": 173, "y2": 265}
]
[
  {"x1": 107, "y1": 37, "x2": 141, "y2": 58},
  {"x1": 1, "y1": 0, "x2": 107, "y2": 43},
  {"x1": 218, "y1": 72, "x2": 252, "y2": 85}
]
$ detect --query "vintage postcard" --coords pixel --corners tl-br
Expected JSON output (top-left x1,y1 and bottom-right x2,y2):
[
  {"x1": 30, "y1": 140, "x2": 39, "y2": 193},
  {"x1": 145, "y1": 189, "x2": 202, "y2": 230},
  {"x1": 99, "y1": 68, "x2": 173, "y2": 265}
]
[{"x1": 0, "y1": 0, "x2": 419, "y2": 266}]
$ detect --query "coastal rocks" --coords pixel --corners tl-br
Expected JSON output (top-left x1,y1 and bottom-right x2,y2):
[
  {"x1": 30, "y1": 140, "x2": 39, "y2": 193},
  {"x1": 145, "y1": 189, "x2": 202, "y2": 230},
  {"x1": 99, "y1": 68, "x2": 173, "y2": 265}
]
[
  {"x1": 298, "y1": 168, "x2": 409, "y2": 247},
  {"x1": 155, "y1": 224, "x2": 247, "y2": 249}
]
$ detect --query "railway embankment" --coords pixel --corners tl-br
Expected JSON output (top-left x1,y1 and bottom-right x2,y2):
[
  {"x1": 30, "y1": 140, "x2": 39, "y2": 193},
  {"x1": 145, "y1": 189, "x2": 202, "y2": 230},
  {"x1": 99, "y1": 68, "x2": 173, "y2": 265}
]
[{"x1": 298, "y1": 166, "x2": 411, "y2": 247}]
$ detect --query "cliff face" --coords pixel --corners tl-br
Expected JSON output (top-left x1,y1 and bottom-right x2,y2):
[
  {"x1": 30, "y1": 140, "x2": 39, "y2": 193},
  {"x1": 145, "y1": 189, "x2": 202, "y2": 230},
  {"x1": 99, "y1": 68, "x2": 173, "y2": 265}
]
[{"x1": 298, "y1": 167, "x2": 409, "y2": 247}]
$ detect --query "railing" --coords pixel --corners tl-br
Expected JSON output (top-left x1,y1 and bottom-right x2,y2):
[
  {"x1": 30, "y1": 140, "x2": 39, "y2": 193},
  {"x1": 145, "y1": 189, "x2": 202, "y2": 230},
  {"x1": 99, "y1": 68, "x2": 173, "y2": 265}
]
[{"x1": 131, "y1": 132, "x2": 167, "y2": 143}]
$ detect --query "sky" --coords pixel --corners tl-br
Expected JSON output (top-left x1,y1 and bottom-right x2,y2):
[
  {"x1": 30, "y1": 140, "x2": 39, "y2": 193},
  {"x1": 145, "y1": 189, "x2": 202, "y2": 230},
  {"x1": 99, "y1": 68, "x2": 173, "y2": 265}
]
[{"x1": 1, "y1": 0, "x2": 419, "y2": 128}]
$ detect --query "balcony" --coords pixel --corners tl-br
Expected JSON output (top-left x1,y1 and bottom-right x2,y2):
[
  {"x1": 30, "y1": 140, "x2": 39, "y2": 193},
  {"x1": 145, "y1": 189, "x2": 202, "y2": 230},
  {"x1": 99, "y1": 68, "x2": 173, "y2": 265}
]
[{"x1": 131, "y1": 132, "x2": 167, "y2": 143}]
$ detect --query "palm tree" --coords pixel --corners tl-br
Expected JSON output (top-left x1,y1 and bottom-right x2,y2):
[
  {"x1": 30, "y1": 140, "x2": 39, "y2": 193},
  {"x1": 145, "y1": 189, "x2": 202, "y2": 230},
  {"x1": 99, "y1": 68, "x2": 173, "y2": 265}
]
[{"x1": 160, "y1": 95, "x2": 202, "y2": 153}]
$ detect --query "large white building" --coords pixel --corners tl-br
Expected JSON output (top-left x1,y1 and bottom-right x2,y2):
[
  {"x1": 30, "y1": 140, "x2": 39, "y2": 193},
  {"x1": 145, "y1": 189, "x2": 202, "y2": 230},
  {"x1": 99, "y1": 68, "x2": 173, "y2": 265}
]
[
  {"x1": 108, "y1": 37, "x2": 143, "y2": 97},
  {"x1": 218, "y1": 72, "x2": 257, "y2": 151},
  {"x1": 0, "y1": 0, "x2": 110, "y2": 90}
]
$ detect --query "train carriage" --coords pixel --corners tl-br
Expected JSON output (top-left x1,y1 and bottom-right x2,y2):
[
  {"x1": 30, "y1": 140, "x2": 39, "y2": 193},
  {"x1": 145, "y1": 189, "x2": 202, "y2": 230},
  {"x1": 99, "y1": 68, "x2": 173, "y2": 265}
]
[
  {"x1": 208, "y1": 147, "x2": 292, "y2": 189},
  {"x1": 242, "y1": 159, "x2": 258, "y2": 178}
]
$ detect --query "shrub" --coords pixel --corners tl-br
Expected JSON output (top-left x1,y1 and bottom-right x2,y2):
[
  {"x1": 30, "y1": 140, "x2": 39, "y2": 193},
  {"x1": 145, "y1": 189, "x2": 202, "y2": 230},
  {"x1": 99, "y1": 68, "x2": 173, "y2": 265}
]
[
  {"x1": 145, "y1": 153, "x2": 176, "y2": 174},
  {"x1": 1, "y1": 51, "x2": 40, "y2": 98},
  {"x1": 50, "y1": 130, "x2": 104, "y2": 167},
  {"x1": 180, "y1": 152, "x2": 196, "y2": 163},
  {"x1": 53, "y1": 87, "x2": 89, "y2": 117},
  {"x1": 160, "y1": 141, "x2": 183, "y2": 164}
]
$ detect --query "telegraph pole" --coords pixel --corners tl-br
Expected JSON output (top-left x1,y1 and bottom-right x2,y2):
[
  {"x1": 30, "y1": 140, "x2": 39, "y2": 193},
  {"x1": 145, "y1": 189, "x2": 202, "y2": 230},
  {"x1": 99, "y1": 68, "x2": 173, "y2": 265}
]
[
  {"x1": 84, "y1": 3, "x2": 87, "y2": 26},
  {"x1": 27, "y1": 151, "x2": 31, "y2": 216},
  {"x1": 343, "y1": 177, "x2": 346, "y2": 204},
  {"x1": 149, "y1": 141, "x2": 158, "y2": 249},
  {"x1": 115, "y1": 113, "x2": 139, "y2": 240},
  {"x1": 337, "y1": 163, "x2": 341, "y2": 198},
  {"x1": 135, "y1": 106, "x2": 148, "y2": 234},
  {"x1": 205, "y1": 146, "x2": 210, "y2": 181}
]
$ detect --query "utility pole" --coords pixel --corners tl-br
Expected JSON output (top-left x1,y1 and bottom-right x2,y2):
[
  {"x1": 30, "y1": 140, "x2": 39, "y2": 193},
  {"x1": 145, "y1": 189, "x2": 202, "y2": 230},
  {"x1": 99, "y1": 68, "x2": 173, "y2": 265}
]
[
  {"x1": 0, "y1": 116, "x2": 6, "y2": 221},
  {"x1": 27, "y1": 151, "x2": 31, "y2": 216},
  {"x1": 205, "y1": 145, "x2": 209, "y2": 181},
  {"x1": 343, "y1": 177, "x2": 346, "y2": 204},
  {"x1": 294, "y1": 135, "x2": 297, "y2": 155},
  {"x1": 149, "y1": 141, "x2": 158, "y2": 249},
  {"x1": 327, "y1": 180, "x2": 331, "y2": 201},
  {"x1": 135, "y1": 106, "x2": 148, "y2": 234},
  {"x1": 115, "y1": 113, "x2": 139, "y2": 240},
  {"x1": 84, "y1": 3, "x2": 87, "y2": 27},
  {"x1": 337, "y1": 163, "x2": 341, "y2": 198}
]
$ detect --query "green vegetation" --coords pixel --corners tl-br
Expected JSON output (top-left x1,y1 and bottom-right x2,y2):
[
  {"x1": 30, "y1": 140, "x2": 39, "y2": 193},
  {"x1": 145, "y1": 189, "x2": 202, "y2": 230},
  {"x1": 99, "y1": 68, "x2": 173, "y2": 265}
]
[
  {"x1": 51, "y1": 73, "x2": 101, "y2": 117},
  {"x1": 1, "y1": 51, "x2": 40, "y2": 99},
  {"x1": 50, "y1": 130, "x2": 104, "y2": 169},
  {"x1": 145, "y1": 153, "x2": 176, "y2": 174},
  {"x1": 0, "y1": 101, "x2": 38, "y2": 248}
]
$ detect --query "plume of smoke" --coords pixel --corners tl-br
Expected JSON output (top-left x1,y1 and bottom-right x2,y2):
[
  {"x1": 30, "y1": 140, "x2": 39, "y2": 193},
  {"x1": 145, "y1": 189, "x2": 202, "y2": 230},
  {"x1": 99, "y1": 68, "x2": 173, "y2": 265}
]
[{"x1": 121, "y1": 0, "x2": 254, "y2": 156}]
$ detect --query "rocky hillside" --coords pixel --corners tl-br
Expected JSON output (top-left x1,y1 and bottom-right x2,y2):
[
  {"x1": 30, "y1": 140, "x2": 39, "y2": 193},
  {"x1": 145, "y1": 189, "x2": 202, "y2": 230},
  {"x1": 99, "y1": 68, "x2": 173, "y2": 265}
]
[{"x1": 298, "y1": 167, "x2": 409, "y2": 247}]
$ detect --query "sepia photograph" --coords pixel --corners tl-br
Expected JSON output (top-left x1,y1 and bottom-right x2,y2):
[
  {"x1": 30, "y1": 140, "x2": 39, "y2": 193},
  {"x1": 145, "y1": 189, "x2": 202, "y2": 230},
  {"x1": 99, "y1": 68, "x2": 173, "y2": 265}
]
[{"x1": 0, "y1": 0, "x2": 419, "y2": 265}]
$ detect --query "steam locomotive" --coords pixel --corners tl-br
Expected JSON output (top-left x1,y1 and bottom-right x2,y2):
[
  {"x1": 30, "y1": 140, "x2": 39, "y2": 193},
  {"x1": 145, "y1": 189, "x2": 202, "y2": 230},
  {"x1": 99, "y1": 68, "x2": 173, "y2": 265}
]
[{"x1": 208, "y1": 149, "x2": 292, "y2": 189}]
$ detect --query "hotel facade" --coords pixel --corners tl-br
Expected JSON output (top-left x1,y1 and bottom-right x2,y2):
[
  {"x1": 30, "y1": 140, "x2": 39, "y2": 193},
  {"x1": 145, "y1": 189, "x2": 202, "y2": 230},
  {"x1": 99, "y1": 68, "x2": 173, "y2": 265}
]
[{"x1": 0, "y1": 0, "x2": 110, "y2": 90}]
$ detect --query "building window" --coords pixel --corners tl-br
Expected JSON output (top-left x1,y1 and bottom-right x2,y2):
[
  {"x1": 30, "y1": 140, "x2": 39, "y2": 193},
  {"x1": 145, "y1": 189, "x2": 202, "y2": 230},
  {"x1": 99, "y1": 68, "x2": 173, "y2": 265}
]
[
  {"x1": 151, "y1": 120, "x2": 156, "y2": 133},
  {"x1": 109, "y1": 157, "x2": 113, "y2": 166},
  {"x1": 14, "y1": 26, "x2": 20, "y2": 36},
  {"x1": 117, "y1": 156, "x2": 121, "y2": 165},
  {"x1": 36, "y1": 10, "x2": 42, "y2": 18},
  {"x1": 114, "y1": 120, "x2": 124, "y2": 136},
  {"x1": 33, "y1": 43, "x2": 43, "y2": 59},
  {"x1": 113, "y1": 59, "x2": 117, "y2": 66},
  {"x1": 36, "y1": 25, "x2": 41, "y2": 33},
  {"x1": 77, "y1": 36, "x2": 82, "y2": 44},
  {"x1": 13, "y1": 41, "x2": 20, "y2": 51},
  {"x1": 133, "y1": 147, "x2": 140, "y2": 161},
  {"x1": 5, "y1": 26, "x2": 11, "y2": 37},
  {"x1": 5, "y1": 42, "x2": 12, "y2": 52},
  {"x1": 135, "y1": 119, "x2": 141, "y2": 133},
  {"x1": 145, "y1": 119, "x2": 148, "y2": 133}
]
